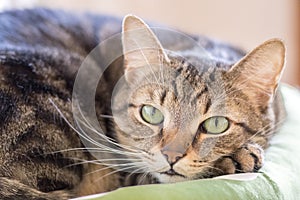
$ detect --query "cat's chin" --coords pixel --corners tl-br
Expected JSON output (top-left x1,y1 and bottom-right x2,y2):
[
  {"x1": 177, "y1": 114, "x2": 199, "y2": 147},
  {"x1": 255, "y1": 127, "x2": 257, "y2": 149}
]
[{"x1": 153, "y1": 172, "x2": 189, "y2": 183}]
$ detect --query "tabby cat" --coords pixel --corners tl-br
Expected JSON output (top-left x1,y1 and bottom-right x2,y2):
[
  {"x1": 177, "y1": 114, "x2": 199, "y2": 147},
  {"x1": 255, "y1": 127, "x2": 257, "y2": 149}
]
[{"x1": 0, "y1": 8, "x2": 286, "y2": 199}]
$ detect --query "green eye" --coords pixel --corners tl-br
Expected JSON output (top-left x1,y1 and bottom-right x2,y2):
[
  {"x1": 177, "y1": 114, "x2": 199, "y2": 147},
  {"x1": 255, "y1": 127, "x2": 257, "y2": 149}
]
[
  {"x1": 141, "y1": 105, "x2": 164, "y2": 125},
  {"x1": 202, "y1": 116, "x2": 229, "y2": 134}
]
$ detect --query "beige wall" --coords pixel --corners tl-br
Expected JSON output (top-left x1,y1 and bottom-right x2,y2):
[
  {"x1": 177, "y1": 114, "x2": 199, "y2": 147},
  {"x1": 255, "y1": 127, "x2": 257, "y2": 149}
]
[{"x1": 2, "y1": 0, "x2": 299, "y2": 86}]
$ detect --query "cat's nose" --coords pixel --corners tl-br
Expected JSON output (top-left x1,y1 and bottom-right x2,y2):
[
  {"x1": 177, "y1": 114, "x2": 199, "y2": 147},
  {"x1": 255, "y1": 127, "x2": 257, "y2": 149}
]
[{"x1": 161, "y1": 150, "x2": 184, "y2": 165}]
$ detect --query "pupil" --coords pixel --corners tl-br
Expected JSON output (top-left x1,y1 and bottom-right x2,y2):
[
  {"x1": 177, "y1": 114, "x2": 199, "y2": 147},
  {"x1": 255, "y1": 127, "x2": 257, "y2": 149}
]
[
  {"x1": 214, "y1": 117, "x2": 219, "y2": 127},
  {"x1": 151, "y1": 107, "x2": 156, "y2": 116}
]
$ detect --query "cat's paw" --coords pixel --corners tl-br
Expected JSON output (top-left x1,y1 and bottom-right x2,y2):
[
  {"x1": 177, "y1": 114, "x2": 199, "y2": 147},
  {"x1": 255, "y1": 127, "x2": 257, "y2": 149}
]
[{"x1": 214, "y1": 143, "x2": 264, "y2": 174}]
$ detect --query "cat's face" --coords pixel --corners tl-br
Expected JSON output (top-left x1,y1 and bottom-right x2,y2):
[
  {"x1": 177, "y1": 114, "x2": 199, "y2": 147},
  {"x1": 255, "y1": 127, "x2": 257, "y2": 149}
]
[{"x1": 111, "y1": 15, "x2": 285, "y2": 183}]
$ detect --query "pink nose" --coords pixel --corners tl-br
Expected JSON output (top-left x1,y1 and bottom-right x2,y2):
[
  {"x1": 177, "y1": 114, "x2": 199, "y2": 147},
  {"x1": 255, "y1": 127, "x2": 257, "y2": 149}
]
[{"x1": 161, "y1": 150, "x2": 184, "y2": 165}]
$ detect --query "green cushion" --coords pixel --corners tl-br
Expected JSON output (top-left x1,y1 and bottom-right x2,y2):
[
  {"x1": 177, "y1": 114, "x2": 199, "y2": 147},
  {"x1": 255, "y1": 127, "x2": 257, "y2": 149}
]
[{"x1": 76, "y1": 84, "x2": 300, "y2": 200}]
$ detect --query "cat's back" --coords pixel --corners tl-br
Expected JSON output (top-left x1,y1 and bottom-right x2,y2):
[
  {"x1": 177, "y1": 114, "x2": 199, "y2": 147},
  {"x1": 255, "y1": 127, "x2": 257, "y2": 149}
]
[
  {"x1": 0, "y1": 8, "x2": 122, "y2": 51},
  {"x1": 0, "y1": 8, "x2": 244, "y2": 65}
]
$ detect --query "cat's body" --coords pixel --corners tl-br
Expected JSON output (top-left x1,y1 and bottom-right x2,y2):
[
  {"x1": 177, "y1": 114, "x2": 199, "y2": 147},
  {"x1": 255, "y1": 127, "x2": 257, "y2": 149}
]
[{"x1": 0, "y1": 8, "x2": 286, "y2": 199}]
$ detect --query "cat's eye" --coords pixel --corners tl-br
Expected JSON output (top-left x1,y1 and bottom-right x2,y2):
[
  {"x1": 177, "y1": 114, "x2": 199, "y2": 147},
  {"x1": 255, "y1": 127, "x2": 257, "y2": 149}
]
[
  {"x1": 141, "y1": 105, "x2": 164, "y2": 125},
  {"x1": 202, "y1": 116, "x2": 229, "y2": 134}
]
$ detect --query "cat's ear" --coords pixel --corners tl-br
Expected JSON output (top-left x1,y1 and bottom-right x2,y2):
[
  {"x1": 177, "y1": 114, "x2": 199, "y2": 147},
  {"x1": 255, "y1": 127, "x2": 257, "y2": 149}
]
[
  {"x1": 122, "y1": 14, "x2": 170, "y2": 83},
  {"x1": 227, "y1": 39, "x2": 286, "y2": 107}
]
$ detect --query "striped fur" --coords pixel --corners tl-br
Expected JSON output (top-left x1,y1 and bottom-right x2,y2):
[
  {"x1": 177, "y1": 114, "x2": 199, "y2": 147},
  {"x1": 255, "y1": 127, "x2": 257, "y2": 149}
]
[{"x1": 0, "y1": 9, "x2": 285, "y2": 199}]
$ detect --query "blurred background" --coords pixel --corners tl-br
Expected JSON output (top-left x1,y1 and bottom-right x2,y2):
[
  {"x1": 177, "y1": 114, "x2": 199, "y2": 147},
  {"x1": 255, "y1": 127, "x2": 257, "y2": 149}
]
[{"x1": 0, "y1": 0, "x2": 299, "y2": 86}]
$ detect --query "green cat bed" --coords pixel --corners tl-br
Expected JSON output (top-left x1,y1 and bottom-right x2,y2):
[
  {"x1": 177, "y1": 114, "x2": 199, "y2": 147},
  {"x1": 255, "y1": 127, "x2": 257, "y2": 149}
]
[{"x1": 76, "y1": 84, "x2": 300, "y2": 200}]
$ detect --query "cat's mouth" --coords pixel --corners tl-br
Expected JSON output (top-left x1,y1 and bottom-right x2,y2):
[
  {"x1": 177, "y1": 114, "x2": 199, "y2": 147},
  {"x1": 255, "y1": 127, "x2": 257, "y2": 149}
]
[{"x1": 161, "y1": 169, "x2": 185, "y2": 178}]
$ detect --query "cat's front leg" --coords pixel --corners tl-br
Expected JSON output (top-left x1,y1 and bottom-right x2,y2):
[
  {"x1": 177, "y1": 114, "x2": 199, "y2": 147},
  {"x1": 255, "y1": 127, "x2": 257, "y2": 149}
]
[
  {"x1": 0, "y1": 177, "x2": 73, "y2": 200},
  {"x1": 214, "y1": 143, "x2": 264, "y2": 175}
]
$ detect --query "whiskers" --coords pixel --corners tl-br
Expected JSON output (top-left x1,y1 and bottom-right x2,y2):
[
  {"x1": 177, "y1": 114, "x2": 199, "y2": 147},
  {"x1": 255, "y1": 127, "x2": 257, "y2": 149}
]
[
  {"x1": 246, "y1": 117, "x2": 286, "y2": 143},
  {"x1": 47, "y1": 98, "x2": 148, "y2": 179},
  {"x1": 81, "y1": 157, "x2": 150, "y2": 184},
  {"x1": 99, "y1": 114, "x2": 114, "y2": 119}
]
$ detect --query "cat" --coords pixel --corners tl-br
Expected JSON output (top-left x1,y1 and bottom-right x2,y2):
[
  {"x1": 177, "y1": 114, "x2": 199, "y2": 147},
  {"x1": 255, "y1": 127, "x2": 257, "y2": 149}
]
[{"x1": 0, "y1": 8, "x2": 286, "y2": 200}]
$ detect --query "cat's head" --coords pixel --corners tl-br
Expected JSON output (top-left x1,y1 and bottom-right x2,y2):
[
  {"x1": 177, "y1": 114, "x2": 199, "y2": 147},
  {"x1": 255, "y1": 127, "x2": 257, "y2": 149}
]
[{"x1": 111, "y1": 15, "x2": 285, "y2": 183}]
